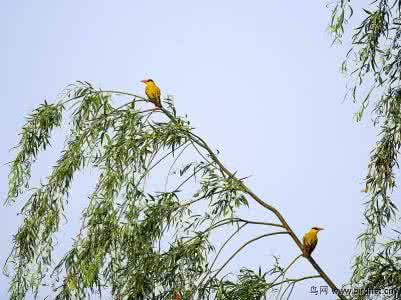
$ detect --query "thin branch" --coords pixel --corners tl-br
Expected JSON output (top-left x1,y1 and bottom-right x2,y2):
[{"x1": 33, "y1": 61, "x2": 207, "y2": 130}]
[
  {"x1": 270, "y1": 275, "x2": 321, "y2": 289},
  {"x1": 171, "y1": 162, "x2": 212, "y2": 193},
  {"x1": 178, "y1": 193, "x2": 216, "y2": 208},
  {"x1": 272, "y1": 254, "x2": 302, "y2": 285},
  {"x1": 207, "y1": 231, "x2": 289, "y2": 283},
  {"x1": 189, "y1": 139, "x2": 213, "y2": 166},
  {"x1": 164, "y1": 143, "x2": 192, "y2": 192},
  {"x1": 235, "y1": 218, "x2": 285, "y2": 228},
  {"x1": 97, "y1": 90, "x2": 147, "y2": 101},
  {"x1": 208, "y1": 223, "x2": 247, "y2": 277},
  {"x1": 279, "y1": 282, "x2": 295, "y2": 300},
  {"x1": 273, "y1": 254, "x2": 302, "y2": 300},
  {"x1": 117, "y1": 142, "x2": 189, "y2": 221}
]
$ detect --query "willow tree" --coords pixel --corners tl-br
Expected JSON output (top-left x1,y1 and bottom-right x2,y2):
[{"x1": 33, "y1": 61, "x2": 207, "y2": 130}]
[
  {"x1": 4, "y1": 82, "x2": 346, "y2": 300},
  {"x1": 330, "y1": 0, "x2": 401, "y2": 298}
]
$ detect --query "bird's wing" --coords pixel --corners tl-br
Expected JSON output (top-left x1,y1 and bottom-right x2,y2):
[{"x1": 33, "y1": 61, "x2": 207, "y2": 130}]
[
  {"x1": 302, "y1": 235, "x2": 309, "y2": 256},
  {"x1": 303, "y1": 234, "x2": 318, "y2": 256},
  {"x1": 155, "y1": 86, "x2": 161, "y2": 100},
  {"x1": 308, "y1": 238, "x2": 317, "y2": 253},
  {"x1": 153, "y1": 86, "x2": 161, "y2": 107}
]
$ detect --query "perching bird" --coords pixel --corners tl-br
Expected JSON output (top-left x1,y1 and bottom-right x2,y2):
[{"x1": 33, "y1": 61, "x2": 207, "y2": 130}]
[
  {"x1": 140, "y1": 79, "x2": 162, "y2": 109},
  {"x1": 302, "y1": 227, "x2": 324, "y2": 257}
]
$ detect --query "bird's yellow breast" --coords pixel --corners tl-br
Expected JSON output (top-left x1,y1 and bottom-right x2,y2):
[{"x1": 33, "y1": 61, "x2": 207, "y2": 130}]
[
  {"x1": 145, "y1": 82, "x2": 161, "y2": 100},
  {"x1": 303, "y1": 230, "x2": 318, "y2": 245}
]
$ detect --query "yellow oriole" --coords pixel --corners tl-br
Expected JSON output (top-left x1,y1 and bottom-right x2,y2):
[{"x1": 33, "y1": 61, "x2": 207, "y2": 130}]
[
  {"x1": 302, "y1": 226, "x2": 324, "y2": 257},
  {"x1": 140, "y1": 79, "x2": 162, "y2": 109}
]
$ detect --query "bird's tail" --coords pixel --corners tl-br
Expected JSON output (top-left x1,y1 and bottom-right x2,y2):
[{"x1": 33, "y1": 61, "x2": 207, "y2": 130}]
[{"x1": 152, "y1": 98, "x2": 162, "y2": 108}]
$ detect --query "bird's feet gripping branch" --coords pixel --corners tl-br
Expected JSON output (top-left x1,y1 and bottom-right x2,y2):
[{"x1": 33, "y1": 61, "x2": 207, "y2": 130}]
[{"x1": 140, "y1": 78, "x2": 162, "y2": 111}]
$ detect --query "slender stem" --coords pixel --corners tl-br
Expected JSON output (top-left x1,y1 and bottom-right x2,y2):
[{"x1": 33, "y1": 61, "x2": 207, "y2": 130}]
[
  {"x1": 197, "y1": 231, "x2": 289, "y2": 297},
  {"x1": 117, "y1": 142, "x2": 188, "y2": 220},
  {"x1": 189, "y1": 139, "x2": 213, "y2": 165},
  {"x1": 272, "y1": 254, "x2": 302, "y2": 299},
  {"x1": 210, "y1": 231, "x2": 288, "y2": 280},
  {"x1": 98, "y1": 90, "x2": 147, "y2": 101},
  {"x1": 164, "y1": 143, "x2": 192, "y2": 191},
  {"x1": 235, "y1": 218, "x2": 285, "y2": 228},
  {"x1": 271, "y1": 275, "x2": 321, "y2": 289},
  {"x1": 172, "y1": 162, "x2": 211, "y2": 193},
  {"x1": 272, "y1": 254, "x2": 302, "y2": 284},
  {"x1": 209, "y1": 223, "x2": 247, "y2": 273},
  {"x1": 200, "y1": 217, "x2": 284, "y2": 236},
  {"x1": 179, "y1": 217, "x2": 237, "y2": 246},
  {"x1": 279, "y1": 282, "x2": 295, "y2": 300},
  {"x1": 196, "y1": 223, "x2": 247, "y2": 292},
  {"x1": 177, "y1": 190, "x2": 222, "y2": 208},
  {"x1": 284, "y1": 282, "x2": 296, "y2": 300}
]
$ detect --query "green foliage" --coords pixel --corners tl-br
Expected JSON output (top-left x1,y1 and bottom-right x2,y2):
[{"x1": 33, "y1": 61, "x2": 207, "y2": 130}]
[
  {"x1": 7, "y1": 101, "x2": 64, "y2": 202},
  {"x1": 4, "y1": 82, "x2": 330, "y2": 299},
  {"x1": 329, "y1": 0, "x2": 401, "y2": 298}
]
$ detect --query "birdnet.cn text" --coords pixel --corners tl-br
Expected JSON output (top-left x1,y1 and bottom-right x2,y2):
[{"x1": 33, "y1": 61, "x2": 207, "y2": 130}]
[{"x1": 310, "y1": 285, "x2": 401, "y2": 296}]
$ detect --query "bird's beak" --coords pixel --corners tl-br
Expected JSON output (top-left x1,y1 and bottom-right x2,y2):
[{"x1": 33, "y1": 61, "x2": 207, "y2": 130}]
[
  {"x1": 318, "y1": 227, "x2": 324, "y2": 231},
  {"x1": 140, "y1": 80, "x2": 147, "y2": 83}
]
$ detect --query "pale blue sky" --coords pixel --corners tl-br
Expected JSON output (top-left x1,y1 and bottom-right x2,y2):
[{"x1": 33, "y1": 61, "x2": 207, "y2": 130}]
[{"x1": 1, "y1": 1, "x2": 374, "y2": 299}]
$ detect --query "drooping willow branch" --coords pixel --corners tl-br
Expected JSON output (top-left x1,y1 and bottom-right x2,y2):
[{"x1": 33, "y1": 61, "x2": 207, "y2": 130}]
[
  {"x1": 98, "y1": 88, "x2": 348, "y2": 299},
  {"x1": 4, "y1": 83, "x2": 347, "y2": 300}
]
